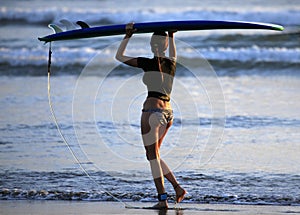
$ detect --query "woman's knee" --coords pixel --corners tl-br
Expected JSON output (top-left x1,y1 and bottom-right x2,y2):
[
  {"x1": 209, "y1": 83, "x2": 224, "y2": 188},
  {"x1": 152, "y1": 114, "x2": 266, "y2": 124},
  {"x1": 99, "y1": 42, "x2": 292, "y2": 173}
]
[{"x1": 145, "y1": 144, "x2": 159, "y2": 161}]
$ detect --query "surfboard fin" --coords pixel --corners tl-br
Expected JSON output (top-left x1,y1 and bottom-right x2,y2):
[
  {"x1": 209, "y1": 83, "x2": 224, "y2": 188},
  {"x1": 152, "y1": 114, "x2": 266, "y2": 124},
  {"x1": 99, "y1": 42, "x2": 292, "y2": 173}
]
[
  {"x1": 76, "y1": 21, "x2": 90, "y2": 29},
  {"x1": 48, "y1": 24, "x2": 63, "y2": 34},
  {"x1": 60, "y1": 19, "x2": 77, "y2": 30}
]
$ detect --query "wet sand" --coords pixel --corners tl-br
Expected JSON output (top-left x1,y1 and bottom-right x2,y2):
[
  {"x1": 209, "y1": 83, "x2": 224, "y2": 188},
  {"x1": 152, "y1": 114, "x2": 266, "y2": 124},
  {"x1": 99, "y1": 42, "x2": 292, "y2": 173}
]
[{"x1": 1, "y1": 201, "x2": 299, "y2": 215}]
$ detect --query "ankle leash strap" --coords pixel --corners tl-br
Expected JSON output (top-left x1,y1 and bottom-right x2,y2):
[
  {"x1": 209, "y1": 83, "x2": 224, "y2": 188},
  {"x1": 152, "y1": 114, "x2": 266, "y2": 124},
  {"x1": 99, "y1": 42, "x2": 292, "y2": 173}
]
[{"x1": 158, "y1": 193, "x2": 168, "y2": 201}]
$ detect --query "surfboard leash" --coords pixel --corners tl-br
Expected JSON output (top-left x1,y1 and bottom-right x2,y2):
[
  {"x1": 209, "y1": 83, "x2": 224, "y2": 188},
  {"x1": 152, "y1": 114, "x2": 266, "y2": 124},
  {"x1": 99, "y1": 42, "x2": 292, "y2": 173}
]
[{"x1": 46, "y1": 42, "x2": 132, "y2": 207}]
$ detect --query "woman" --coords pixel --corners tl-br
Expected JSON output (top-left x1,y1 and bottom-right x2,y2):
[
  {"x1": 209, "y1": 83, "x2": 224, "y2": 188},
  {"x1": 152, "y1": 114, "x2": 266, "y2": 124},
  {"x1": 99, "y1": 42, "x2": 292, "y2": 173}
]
[{"x1": 115, "y1": 23, "x2": 186, "y2": 209}]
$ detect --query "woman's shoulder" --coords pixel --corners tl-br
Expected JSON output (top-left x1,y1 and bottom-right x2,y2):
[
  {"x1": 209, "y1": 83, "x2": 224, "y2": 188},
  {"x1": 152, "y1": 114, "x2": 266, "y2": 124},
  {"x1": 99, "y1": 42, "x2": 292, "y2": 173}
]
[
  {"x1": 163, "y1": 57, "x2": 176, "y2": 67},
  {"x1": 165, "y1": 57, "x2": 176, "y2": 64}
]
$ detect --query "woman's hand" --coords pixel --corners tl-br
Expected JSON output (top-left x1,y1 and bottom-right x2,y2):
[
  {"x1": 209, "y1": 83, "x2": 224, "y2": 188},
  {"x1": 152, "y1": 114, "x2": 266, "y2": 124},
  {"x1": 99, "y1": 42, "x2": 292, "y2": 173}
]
[
  {"x1": 125, "y1": 22, "x2": 136, "y2": 38},
  {"x1": 168, "y1": 30, "x2": 177, "y2": 38}
]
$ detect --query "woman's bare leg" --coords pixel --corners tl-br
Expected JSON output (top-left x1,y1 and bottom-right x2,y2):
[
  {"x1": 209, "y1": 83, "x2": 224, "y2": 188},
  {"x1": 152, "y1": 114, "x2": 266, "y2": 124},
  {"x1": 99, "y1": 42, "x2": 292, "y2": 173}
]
[
  {"x1": 141, "y1": 112, "x2": 168, "y2": 208},
  {"x1": 144, "y1": 143, "x2": 165, "y2": 193},
  {"x1": 158, "y1": 121, "x2": 187, "y2": 203}
]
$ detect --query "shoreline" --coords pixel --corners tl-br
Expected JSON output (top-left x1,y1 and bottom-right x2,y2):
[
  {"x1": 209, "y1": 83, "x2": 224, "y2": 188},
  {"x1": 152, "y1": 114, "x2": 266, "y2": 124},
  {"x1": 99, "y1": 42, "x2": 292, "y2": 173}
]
[{"x1": 1, "y1": 200, "x2": 299, "y2": 215}]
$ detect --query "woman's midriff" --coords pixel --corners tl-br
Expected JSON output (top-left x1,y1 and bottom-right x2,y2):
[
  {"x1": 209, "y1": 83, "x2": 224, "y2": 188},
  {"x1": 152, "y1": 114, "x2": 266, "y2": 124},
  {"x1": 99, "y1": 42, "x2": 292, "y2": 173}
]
[{"x1": 143, "y1": 97, "x2": 172, "y2": 110}]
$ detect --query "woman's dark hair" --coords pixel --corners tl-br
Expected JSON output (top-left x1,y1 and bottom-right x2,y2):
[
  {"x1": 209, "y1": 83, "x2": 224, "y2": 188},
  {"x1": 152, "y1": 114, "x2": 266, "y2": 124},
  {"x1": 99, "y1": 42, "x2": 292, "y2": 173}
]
[{"x1": 153, "y1": 31, "x2": 167, "y2": 37}]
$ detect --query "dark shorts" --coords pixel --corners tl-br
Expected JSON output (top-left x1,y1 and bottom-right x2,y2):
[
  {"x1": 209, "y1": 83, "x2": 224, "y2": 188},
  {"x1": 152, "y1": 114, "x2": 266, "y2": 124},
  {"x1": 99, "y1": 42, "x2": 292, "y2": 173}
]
[{"x1": 142, "y1": 108, "x2": 173, "y2": 126}]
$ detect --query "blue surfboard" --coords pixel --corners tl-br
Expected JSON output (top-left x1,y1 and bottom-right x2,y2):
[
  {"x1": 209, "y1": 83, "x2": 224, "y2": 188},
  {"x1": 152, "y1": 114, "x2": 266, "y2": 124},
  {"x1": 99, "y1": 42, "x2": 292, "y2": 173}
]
[{"x1": 38, "y1": 20, "x2": 284, "y2": 42}]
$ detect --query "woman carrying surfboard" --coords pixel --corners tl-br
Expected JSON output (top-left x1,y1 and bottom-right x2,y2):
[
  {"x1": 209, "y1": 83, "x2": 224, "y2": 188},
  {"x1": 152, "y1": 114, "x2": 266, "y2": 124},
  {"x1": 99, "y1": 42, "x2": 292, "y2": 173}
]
[{"x1": 116, "y1": 23, "x2": 187, "y2": 209}]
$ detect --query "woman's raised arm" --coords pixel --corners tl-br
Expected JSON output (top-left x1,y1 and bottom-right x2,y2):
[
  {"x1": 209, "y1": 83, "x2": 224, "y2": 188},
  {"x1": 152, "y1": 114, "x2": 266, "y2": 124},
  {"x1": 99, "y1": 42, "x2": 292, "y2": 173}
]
[
  {"x1": 115, "y1": 23, "x2": 138, "y2": 67},
  {"x1": 168, "y1": 31, "x2": 176, "y2": 60}
]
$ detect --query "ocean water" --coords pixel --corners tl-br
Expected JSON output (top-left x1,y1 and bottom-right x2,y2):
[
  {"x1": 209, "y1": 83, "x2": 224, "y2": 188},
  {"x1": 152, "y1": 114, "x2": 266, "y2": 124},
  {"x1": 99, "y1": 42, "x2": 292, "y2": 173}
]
[{"x1": 1, "y1": 0, "x2": 300, "y2": 206}]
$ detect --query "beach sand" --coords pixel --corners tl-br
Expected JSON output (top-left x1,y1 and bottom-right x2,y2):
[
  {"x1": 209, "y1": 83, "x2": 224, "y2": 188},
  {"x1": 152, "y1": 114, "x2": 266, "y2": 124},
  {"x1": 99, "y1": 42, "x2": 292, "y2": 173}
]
[{"x1": 1, "y1": 201, "x2": 299, "y2": 215}]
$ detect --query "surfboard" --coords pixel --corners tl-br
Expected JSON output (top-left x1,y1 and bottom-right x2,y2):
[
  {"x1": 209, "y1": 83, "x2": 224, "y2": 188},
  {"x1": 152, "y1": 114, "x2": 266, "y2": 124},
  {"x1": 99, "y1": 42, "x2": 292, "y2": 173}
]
[{"x1": 38, "y1": 20, "x2": 284, "y2": 42}]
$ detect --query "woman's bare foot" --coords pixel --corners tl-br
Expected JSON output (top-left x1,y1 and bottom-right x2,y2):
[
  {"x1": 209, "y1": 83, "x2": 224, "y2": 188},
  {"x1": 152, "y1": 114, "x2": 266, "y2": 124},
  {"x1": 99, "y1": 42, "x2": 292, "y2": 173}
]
[
  {"x1": 152, "y1": 200, "x2": 168, "y2": 209},
  {"x1": 174, "y1": 184, "x2": 187, "y2": 203}
]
